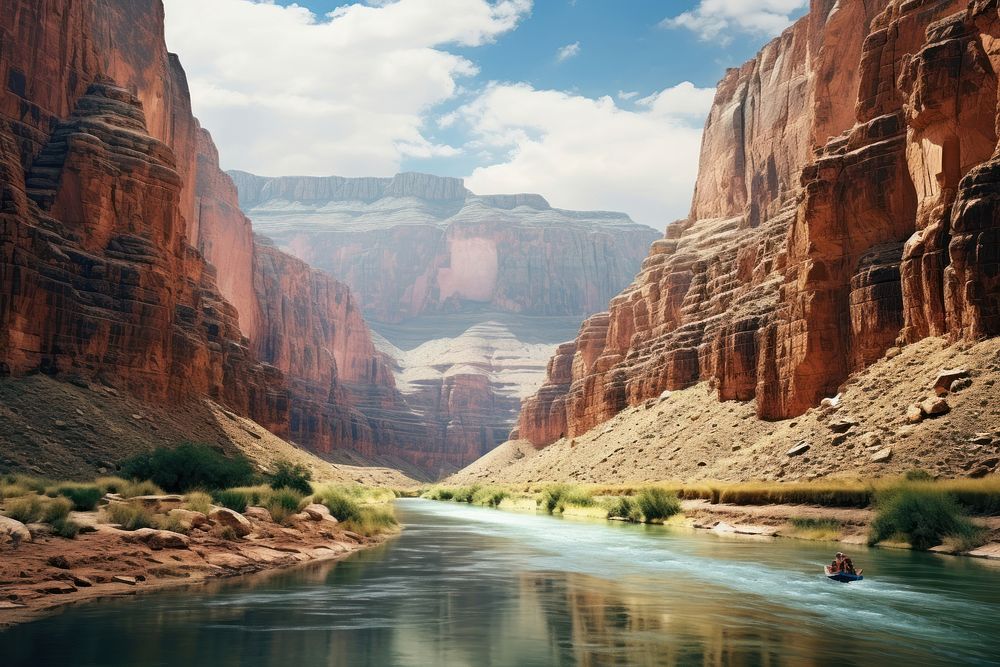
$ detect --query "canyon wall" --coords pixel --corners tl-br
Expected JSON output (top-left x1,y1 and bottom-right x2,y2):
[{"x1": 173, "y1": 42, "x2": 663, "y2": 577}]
[
  {"x1": 231, "y1": 171, "x2": 661, "y2": 324},
  {"x1": 232, "y1": 171, "x2": 660, "y2": 470},
  {"x1": 0, "y1": 0, "x2": 470, "y2": 475},
  {"x1": 520, "y1": 0, "x2": 999, "y2": 445}
]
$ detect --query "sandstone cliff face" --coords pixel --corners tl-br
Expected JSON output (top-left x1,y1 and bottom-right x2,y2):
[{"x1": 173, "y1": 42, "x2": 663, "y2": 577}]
[
  {"x1": 0, "y1": 0, "x2": 460, "y2": 475},
  {"x1": 232, "y1": 171, "x2": 661, "y2": 324},
  {"x1": 520, "y1": 0, "x2": 999, "y2": 445},
  {"x1": 232, "y1": 171, "x2": 659, "y2": 468}
]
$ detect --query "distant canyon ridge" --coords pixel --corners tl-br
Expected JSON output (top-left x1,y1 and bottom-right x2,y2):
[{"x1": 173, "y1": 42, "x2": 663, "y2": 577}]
[{"x1": 231, "y1": 171, "x2": 660, "y2": 473}]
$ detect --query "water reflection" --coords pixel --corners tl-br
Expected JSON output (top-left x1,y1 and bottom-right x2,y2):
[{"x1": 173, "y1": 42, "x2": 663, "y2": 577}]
[{"x1": 3, "y1": 500, "x2": 999, "y2": 667}]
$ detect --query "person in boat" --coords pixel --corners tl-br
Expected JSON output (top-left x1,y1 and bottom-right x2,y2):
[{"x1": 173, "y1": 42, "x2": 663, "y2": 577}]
[
  {"x1": 829, "y1": 553, "x2": 844, "y2": 573},
  {"x1": 830, "y1": 552, "x2": 863, "y2": 576},
  {"x1": 841, "y1": 553, "x2": 862, "y2": 576}
]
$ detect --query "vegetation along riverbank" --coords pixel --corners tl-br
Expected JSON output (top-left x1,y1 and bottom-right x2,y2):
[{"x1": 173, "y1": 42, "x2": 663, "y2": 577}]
[
  {"x1": 419, "y1": 475, "x2": 1000, "y2": 559},
  {"x1": 0, "y1": 445, "x2": 400, "y2": 628}
]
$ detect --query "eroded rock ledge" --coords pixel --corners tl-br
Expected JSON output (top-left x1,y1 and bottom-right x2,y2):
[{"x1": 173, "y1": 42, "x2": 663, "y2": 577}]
[{"x1": 519, "y1": 0, "x2": 1000, "y2": 446}]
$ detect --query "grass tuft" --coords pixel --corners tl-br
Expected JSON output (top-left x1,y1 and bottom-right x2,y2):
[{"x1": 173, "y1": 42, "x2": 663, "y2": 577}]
[
  {"x1": 3, "y1": 495, "x2": 72, "y2": 524},
  {"x1": 48, "y1": 483, "x2": 102, "y2": 511},
  {"x1": 101, "y1": 502, "x2": 154, "y2": 531},
  {"x1": 636, "y1": 487, "x2": 681, "y2": 522},
  {"x1": 182, "y1": 491, "x2": 213, "y2": 514},
  {"x1": 472, "y1": 486, "x2": 509, "y2": 508},
  {"x1": 606, "y1": 496, "x2": 642, "y2": 522}
]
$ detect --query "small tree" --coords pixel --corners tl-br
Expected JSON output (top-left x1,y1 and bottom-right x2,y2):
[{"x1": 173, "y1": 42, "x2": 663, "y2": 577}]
[{"x1": 269, "y1": 460, "x2": 313, "y2": 495}]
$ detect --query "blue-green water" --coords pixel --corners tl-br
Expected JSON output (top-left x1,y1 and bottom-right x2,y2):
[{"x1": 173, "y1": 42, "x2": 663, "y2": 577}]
[{"x1": 3, "y1": 499, "x2": 1000, "y2": 666}]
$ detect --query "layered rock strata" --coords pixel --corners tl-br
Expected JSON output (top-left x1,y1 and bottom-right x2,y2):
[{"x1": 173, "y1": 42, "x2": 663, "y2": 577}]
[
  {"x1": 0, "y1": 0, "x2": 456, "y2": 475},
  {"x1": 231, "y1": 172, "x2": 660, "y2": 467},
  {"x1": 520, "y1": 0, "x2": 999, "y2": 445},
  {"x1": 231, "y1": 171, "x2": 661, "y2": 324}
]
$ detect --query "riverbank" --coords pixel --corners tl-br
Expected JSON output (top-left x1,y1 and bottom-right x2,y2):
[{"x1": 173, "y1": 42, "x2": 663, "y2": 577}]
[
  {"x1": 0, "y1": 505, "x2": 394, "y2": 629},
  {"x1": 417, "y1": 480, "x2": 1000, "y2": 560}
]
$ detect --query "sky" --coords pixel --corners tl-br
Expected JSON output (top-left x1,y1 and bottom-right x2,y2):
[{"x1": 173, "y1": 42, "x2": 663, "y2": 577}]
[{"x1": 163, "y1": 0, "x2": 808, "y2": 228}]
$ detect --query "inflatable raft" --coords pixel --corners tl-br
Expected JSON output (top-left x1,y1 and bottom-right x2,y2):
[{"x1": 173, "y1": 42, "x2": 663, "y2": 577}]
[{"x1": 825, "y1": 566, "x2": 864, "y2": 583}]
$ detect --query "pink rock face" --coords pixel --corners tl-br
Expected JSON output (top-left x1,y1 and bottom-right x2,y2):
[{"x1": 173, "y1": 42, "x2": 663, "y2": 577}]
[
  {"x1": 437, "y1": 237, "x2": 499, "y2": 304},
  {"x1": 520, "y1": 0, "x2": 1000, "y2": 446}
]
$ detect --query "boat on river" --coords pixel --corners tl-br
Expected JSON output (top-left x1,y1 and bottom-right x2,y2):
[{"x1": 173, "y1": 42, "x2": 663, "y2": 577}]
[{"x1": 825, "y1": 566, "x2": 864, "y2": 583}]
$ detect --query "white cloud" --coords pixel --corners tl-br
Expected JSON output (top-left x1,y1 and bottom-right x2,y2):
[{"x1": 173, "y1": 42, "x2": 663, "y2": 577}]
[
  {"x1": 617, "y1": 90, "x2": 639, "y2": 102},
  {"x1": 459, "y1": 82, "x2": 715, "y2": 228},
  {"x1": 662, "y1": 0, "x2": 807, "y2": 43},
  {"x1": 163, "y1": 0, "x2": 531, "y2": 176},
  {"x1": 555, "y1": 41, "x2": 581, "y2": 62}
]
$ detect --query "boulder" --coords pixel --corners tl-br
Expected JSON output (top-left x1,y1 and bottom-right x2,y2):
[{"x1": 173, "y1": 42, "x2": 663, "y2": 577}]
[
  {"x1": 0, "y1": 515, "x2": 32, "y2": 546},
  {"x1": 112, "y1": 576, "x2": 138, "y2": 586},
  {"x1": 933, "y1": 369, "x2": 970, "y2": 396},
  {"x1": 871, "y1": 447, "x2": 893, "y2": 463},
  {"x1": 829, "y1": 417, "x2": 858, "y2": 434},
  {"x1": 787, "y1": 441, "x2": 810, "y2": 457},
  {"x1": 859, "y1": 432, "x2": 882, "y2": 449},
  {"x1": 302, "y1": 504, "x2": 336, "y2": 522},
  {"x1": 971, "y1": 433, "x2": 994, "y2": 445},
  {"x1": 167, "y1": 509, "x2": 210, "y2": 530},
  {"x1": 919, "y1": 397, "x2": 950, "y2": 418},
  {"x1": 905, "y1": 404, "x2": 924, "y2": 423},
  {"x1": 124, "y1": 528, "x2": 190, "y2": 550},
  {"x1": 243, "y1": 506, "x2": 274, "y2": 523},
  {"x1": 820, "y1": 394, "x2": 842, "y2": 409},
  {"x1": 209, "y1": 508, "x2": 253, "y2": 537},
  {"x1": 950, "y1": 378, "x2": 972, "y2": 393}
]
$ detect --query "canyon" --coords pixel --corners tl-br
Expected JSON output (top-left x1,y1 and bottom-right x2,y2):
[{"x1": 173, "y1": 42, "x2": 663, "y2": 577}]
[
  {"x1": 0, "y1": 0, "x2": 657, "y2": 479},
  {"x1": 233, "y1": 172, "x2": 659, "y2": 475},
  {"x1": 0, "y1": 0, "x2": 433, "y2": 476},
  {"x1": 514, "y1": 0, "x2": 1000, "y2": 463}
]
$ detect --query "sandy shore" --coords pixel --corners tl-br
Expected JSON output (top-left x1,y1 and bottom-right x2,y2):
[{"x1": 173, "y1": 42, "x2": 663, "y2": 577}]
[{"x1": 0, "y1": 510, "x2": 394, "y2": 629}]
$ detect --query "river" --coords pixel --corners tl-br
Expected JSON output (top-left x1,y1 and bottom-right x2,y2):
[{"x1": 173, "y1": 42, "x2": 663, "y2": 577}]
[{"x1": 4, "y1": 499, "x2": 1000, "y2": 666}]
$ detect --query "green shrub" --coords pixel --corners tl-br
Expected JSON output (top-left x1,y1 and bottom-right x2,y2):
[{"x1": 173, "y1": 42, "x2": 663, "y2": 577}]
[
  {"x1": 212, "y1": 486, "x2": 269, "y2": 513},
  {"x1": 183, "y1": 491, "x2": 213, "y2": 514},
  {"x1": 314, "y1": 489, "x2": 363, "y2": 522},
  {"x1": 472, "y1": 486, "x2": 508, "y2": 507},
  {"x1": 869, "y1": 487, "x2": 984, "y2": 550},
  {"x1": 3, "y1": 495, "x2": 73, "y2": 524},
  {"x1": 636, "y1": 488, "x2": 681, "y2": 522},
  {"x1": 102, "y1": 502, "x2": 153, "y2": 531},
  {"x1": 538, "y1": 485, "x2": 569, "y2": 514},
  {"x1": 451, "y1": 485, "x2": 480, "y2": 504},
  {"x1": 120, "y1": 443, "x2": 255, "y2": 493},
  {"x1": 2, "y1": 474, "x2": 49, "y2": 495},
  {"x1": 423, "y1": 487, "x2": 454, "y2": 501},
  {"x1": 265, "y1": 489, "x2": 305, "y2": 525},
  {"x1": 537, "y1": 485, "x2": 594, "y2": 514},
  {"x1": 904, "y1": 469, "x2": 934, "y2": 482},
  {"x1": 269, "y1": 461, "x2": 313, "y2": 495},
  {"x1": 96, "y1": 475, "x2": 165, "y2": 498},
  {"x1": 49, "y1": 483, "x2": 102, "y2": 511},
  {"x1": 51, "y1": 517, "x2": 81, "y2": 539},
  {"x1": 341, "y1": 506, "x2": 398, "y2": 537},
  {"x1": 606, "y1": 496, "x2": 641, "y2": 522}
]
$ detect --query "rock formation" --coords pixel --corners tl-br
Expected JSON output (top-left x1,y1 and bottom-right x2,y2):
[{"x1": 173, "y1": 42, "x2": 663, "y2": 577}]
[
  {"x1": 0, "y1": 0, "x2": 468, "y2": 476},
  {"x1": 231, "y1": 171, "x2": 660, "y2": 324},
  {"x1": 520, "y1": 0, "x2": 999, "y2": 445},
  {"x1": 231, "y1": 171, "x2": 660, "y2": 468}
]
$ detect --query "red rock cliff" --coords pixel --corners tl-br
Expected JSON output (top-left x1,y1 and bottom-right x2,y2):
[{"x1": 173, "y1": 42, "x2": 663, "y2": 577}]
[
  {"x1": 520, "y1": 0, "x2": 999, "y2": 445},
  {"x1": 0, "y1": 0, "x2": 449, "y2": 475}
]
